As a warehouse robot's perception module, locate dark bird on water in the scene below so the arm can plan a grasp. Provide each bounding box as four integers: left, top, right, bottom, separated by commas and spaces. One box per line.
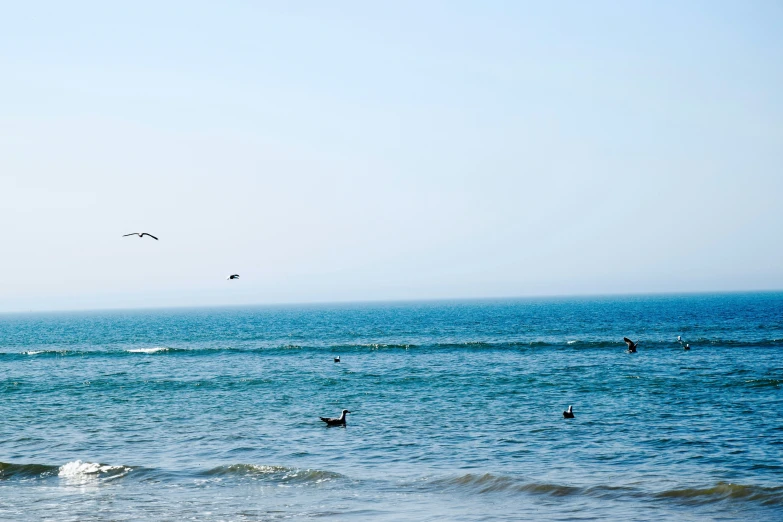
227, 274, 240, 280
320, 409, 350, 427
334, 356, 340, 363
624, 337, 638, 353
684, 343, 690, 350
563, 405, 575, 419
123, 232, 158, 240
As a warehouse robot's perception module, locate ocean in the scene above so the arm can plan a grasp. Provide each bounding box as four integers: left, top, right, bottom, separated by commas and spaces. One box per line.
1, 293, 781, 521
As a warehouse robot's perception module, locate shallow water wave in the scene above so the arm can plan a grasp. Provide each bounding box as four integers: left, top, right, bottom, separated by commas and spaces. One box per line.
203, 464, 343, 485
655, 482, 783, 506
0, 461, 135, 482
435, 473, 582, 496
433, 474, 783, 506
0, 462, 59, 480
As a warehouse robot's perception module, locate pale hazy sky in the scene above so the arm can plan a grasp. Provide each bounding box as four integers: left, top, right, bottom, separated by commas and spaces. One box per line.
1, 1, 782, 311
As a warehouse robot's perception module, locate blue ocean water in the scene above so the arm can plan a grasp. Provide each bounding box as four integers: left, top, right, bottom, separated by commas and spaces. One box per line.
1, 293, 782, 521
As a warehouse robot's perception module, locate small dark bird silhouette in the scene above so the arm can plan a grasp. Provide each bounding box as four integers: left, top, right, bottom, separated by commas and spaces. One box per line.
320, 409, 350, 427
624, 337, 638, 353
334, 356, 340, 363
563, 405, 575, 419
684, 343, 690, 350
123, 232, 158, 240
227, 274, 240, 280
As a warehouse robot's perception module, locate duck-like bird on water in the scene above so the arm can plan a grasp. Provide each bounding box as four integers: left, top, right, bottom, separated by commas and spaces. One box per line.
624, 337, 638, 353
123, 232, 158, 240
320, 409, 350, 427
563, 405, 575, 419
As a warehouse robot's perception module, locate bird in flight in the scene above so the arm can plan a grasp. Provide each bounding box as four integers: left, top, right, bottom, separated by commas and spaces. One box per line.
227, 274, 240, 280
320, 409, 350, 427
624, 337, 638, 353
123, 233, 158, 240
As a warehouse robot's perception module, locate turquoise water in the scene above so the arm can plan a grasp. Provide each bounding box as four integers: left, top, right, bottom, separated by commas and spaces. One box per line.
1, 294, 782, 520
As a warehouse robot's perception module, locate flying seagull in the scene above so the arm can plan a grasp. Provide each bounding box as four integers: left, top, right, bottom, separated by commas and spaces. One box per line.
624, 337, 638, 353
123, 233, 158, 240
227, 274, 240, 280
563, 405, 575, 419
320, 409, 350, 427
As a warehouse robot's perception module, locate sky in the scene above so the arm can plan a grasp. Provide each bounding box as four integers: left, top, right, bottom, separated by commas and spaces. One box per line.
1, 1, 782, 312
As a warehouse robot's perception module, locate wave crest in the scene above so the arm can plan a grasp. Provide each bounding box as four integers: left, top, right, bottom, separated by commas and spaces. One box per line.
656, 482, 783, 505
0, 462, 58, 480
438, 473, 580, 496
126, 347, 173, 354
58, 460, 133, 481
204, 464, 343, 484
435, 474, 783, 506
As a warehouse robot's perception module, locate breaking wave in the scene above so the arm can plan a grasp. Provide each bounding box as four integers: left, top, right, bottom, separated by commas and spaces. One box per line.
126, 346, 175, 354
0, 461, 134, 482
58, 460, 133, 481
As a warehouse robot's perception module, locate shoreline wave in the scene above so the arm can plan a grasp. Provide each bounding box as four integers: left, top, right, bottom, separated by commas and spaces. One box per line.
431, 473, 783, 506
2, 461, 780, 506
203, 464, 343, 484
1, 460, 135, 482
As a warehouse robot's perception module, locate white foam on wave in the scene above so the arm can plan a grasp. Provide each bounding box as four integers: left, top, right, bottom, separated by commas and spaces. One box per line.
24, 351, 45, 355
127, 347, 168, 354
567, 340, 578, 345
58, 460, 131, 481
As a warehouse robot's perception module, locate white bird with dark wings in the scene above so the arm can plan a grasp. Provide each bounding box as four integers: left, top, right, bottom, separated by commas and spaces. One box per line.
320, 410, 351, 427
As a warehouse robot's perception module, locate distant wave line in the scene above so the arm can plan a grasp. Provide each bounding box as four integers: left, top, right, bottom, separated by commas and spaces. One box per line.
2, 338, 783, 359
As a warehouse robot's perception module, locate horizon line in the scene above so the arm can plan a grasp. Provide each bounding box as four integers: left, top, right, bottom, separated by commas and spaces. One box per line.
1, 288, 781, 316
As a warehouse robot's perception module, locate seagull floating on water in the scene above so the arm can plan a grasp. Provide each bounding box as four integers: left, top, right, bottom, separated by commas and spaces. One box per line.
334, 356, 340, 363
123, 232, 158, 240
320, 409, 350, 427
227, 274, 240, 280
563, 405, 575, 419
624, 337, 638, 353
